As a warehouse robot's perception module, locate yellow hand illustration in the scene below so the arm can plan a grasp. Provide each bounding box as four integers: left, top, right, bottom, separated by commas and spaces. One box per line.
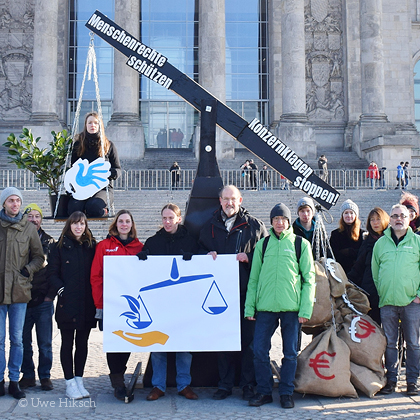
113, 330, 169, 347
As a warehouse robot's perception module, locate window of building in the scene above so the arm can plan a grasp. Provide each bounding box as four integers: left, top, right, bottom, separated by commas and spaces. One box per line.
67, 0, 269, 146
140, 0, 198, 148
226, 0, 268, 125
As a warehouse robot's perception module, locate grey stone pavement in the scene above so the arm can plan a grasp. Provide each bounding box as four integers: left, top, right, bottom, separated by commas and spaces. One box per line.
1, 325, 419, 420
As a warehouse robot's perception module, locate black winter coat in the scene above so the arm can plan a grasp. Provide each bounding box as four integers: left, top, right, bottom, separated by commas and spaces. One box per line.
198, 207, 268, 297
47, 235, 97, 330
71, 139, 121, 203
330, 227, 364, 274
347, 234, 380, 309
143, 225, 198, 256
28, 228, 56, 308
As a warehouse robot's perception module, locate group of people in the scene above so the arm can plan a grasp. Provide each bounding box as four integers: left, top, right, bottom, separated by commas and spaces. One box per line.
240, 159, 259, 190
396, 161, 411, 189
1, 112, 419, 408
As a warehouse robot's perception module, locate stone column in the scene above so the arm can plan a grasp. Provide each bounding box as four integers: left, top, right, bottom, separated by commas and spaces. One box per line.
354, 0, 393, 167
199, 0, 234, 159
276, 0, 315, 159
280, 0, 307, 121
268, 0, 282, 127
359, 0, 388, 121
29, 0, 62, 144
106, 0, 144, 159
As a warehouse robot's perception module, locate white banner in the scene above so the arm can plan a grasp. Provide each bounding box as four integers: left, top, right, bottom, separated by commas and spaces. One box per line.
103, 254, 241, 352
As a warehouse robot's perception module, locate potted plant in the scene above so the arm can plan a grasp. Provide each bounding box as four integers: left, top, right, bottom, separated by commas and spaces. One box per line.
3, 127, 73, 217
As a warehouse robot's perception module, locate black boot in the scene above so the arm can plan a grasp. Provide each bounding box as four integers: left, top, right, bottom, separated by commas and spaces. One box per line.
8, 381, 26, 399
109, 373, 127, 401
0, 380, 5, 397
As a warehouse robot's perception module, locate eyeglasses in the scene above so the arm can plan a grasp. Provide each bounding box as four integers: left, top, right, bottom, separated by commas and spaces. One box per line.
390, 214, 408, 220
221, 197, 239, 203
272, 216, 288, 223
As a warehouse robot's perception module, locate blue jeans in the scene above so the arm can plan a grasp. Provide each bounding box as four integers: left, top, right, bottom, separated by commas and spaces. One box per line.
0, 303, 27, 381
253, 311, 300, 396
151, 352, 192, 392
381, 301, 420, 383
21, 300, 54, 380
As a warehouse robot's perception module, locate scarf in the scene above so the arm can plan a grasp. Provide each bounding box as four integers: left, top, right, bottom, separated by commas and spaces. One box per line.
85, 131, 101, 149
0, 208, 23, 223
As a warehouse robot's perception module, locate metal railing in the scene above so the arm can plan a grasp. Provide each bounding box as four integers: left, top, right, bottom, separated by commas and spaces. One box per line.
0, 168, 416, 191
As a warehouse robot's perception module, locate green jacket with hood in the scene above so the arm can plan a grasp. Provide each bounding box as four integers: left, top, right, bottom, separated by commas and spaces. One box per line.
372, 226, 420, 308
244, 226, 315, 319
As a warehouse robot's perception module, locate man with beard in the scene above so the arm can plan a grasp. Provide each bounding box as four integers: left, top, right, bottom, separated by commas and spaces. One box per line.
198, 185, 268, 401
0, 188, 44, 399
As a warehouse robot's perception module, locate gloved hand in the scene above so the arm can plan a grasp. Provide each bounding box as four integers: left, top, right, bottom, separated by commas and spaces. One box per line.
20, 267, 30, 277
137, 250, 149, 260
182, 251, 193, 261
95, 308, 103, 320
108, 168, 118, 180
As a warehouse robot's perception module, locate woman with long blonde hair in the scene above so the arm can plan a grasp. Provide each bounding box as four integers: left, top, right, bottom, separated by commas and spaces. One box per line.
67, 112, 121, 218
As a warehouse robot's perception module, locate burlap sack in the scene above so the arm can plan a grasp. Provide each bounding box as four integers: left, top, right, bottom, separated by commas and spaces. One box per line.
337, 314, 386, 373
305, 261, 333, 327
294, 326, 357, 397
345, 286, 371, 315
350, 362, 386, 398
333, 287, 370, 319
323, 258, 351, 297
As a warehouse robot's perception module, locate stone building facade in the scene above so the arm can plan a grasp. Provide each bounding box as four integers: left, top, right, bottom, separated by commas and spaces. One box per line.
1, 0, 420, 169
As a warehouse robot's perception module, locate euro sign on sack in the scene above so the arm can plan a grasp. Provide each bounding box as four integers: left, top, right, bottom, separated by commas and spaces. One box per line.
337, 314, 386, 374
64, 157, 111, 200
294, 326, 357, 398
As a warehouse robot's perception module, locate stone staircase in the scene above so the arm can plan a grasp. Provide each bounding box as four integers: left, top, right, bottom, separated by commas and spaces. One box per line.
120, 148, 369, 171
20, 188, 405, 242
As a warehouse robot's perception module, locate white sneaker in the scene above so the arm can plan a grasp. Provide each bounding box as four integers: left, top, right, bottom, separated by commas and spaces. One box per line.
74, 376, 90, 398
66, 378, 83, 399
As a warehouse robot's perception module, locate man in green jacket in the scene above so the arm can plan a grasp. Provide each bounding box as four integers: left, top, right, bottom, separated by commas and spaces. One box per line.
0, 187, 44, 400
372, 203, 420, 396
245, 203, 315, 409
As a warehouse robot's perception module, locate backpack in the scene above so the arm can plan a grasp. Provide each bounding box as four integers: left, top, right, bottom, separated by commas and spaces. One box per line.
261, 234, 303, 277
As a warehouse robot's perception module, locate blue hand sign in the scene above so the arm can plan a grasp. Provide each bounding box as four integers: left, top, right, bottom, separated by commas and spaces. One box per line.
64, 157, 111, 200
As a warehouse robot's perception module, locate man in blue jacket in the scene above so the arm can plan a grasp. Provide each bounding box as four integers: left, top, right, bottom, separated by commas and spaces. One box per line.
245, 203, 315, 409
372, 203, 420, 396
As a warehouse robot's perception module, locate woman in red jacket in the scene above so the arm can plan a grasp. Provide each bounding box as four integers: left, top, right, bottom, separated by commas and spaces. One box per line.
90, 209, 143, 401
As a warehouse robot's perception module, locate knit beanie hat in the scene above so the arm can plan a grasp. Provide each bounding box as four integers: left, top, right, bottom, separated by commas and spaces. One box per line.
297, 197, 315, 215
1, 187, 23, 207
340, 199, 359, 218
270, 203, 291, 224
400, 192, 419, 215
24, 203, 43, 218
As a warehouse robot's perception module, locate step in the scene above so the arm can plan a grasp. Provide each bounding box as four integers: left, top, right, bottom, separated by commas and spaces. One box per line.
19, 188, 406, 243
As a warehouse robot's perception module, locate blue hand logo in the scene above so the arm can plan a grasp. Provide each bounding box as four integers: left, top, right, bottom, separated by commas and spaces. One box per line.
76, 161, 109, 188
64, 157, 111, 200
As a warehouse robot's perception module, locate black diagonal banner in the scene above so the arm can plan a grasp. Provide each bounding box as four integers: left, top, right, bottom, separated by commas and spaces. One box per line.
86, 10, 340, 209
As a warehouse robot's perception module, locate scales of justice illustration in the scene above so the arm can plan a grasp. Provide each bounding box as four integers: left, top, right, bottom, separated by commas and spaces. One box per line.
119, 258, 229, 331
